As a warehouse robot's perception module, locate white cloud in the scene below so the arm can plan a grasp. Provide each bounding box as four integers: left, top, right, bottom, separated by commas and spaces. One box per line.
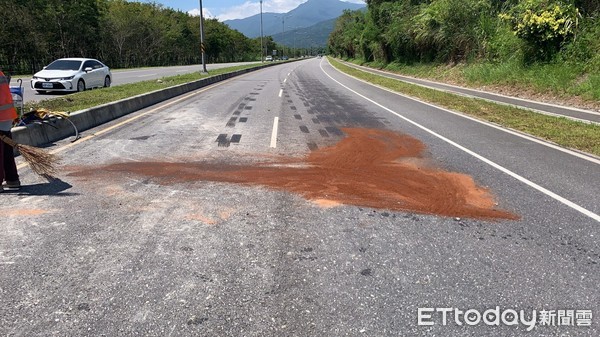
188, 7, 214, 18
216, 1, 262, 21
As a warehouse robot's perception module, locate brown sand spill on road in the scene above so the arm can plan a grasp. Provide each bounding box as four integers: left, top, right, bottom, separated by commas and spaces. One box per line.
69, 128, 518, 220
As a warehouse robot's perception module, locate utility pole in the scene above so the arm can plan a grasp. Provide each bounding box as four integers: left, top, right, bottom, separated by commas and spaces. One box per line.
280, 14, 292, 59
199, 0, 208, 73
293, 28, 297, 58
260, 1, 264, 62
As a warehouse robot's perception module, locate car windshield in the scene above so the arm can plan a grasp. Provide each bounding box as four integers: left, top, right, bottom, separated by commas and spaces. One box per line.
45, 60, 82, 71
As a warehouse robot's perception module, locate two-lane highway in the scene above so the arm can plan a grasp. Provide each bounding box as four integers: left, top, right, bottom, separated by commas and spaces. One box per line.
0, 58, 598, 336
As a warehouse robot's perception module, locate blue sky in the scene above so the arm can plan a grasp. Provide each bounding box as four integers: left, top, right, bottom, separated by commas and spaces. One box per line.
143, 0, 365, 21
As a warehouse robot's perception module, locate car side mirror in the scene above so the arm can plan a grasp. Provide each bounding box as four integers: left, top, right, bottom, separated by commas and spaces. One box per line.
84, 67, 93, 72
43, 66, 47, 69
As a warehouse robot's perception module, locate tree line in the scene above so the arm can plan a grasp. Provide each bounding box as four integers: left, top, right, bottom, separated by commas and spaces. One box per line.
328, 0, 600, 68
0, 0, 280, 74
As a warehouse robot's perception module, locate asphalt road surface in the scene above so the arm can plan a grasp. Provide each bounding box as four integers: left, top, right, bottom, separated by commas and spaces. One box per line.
12, 62, 259, 104
1, 58, 598, 336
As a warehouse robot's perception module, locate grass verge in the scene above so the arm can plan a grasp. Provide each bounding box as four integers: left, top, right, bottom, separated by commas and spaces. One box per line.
352, 58, 600, 103
329, 57, 600, 157
26, 64, 260, 112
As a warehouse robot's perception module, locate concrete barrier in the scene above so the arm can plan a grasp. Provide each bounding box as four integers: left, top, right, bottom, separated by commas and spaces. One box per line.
12, 61, 295, 147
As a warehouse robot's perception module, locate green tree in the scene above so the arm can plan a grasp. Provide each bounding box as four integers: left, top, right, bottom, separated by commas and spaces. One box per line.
328, 10, 366, 59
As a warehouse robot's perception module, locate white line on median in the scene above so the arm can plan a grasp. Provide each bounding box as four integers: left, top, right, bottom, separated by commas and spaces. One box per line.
320, 58, 600, 223
270, 117, 279, 148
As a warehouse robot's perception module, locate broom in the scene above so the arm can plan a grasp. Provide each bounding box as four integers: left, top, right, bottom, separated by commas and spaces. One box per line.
0, 134, 58, 179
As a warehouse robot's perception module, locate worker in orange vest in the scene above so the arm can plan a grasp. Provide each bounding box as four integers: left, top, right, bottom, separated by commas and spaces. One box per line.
0, 69, 20, 191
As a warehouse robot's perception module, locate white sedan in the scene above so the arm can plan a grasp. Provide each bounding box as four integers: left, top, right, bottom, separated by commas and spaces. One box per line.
31, 58, 112, 94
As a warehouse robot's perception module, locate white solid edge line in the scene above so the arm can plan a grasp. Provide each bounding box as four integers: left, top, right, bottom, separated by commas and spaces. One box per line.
279, 89, 283, 98
320, 58, 600, 222
447, 91, 600, 126
270, 117, 279, 148
331, 60, 600, 165
347, 61, 600, 117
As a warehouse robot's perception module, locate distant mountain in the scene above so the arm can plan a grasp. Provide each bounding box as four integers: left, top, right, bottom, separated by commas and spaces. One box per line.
224, 0, 365, 39
271, 18, 337, 48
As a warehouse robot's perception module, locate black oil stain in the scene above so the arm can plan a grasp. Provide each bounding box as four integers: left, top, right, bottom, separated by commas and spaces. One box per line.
130, 135, 153, 141
187, 316, 208, 326
216, 134, 230, 147
77, 303, 91, 311
325, 126, 344, 136
226, 117, 237, 127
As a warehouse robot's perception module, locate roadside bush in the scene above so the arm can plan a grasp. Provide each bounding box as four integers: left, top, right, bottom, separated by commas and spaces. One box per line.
500, 0, 579, 61
412, 0, 492, 62
485, 22, 525, 62
560, 17, 600, 72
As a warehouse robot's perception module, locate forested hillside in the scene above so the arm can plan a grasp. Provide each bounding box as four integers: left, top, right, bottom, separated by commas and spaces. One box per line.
0, 0, 275, 74
329, 0, 599, 70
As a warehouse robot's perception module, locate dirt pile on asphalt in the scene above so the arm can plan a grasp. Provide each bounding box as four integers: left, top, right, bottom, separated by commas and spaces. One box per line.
69, 128, 518, 220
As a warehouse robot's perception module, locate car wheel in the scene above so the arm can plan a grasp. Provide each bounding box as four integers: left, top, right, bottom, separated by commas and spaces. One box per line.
103, 76, 111, 88
77, 79, 86, 92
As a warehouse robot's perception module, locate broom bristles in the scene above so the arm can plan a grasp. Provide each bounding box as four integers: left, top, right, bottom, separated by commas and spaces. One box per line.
0, 134, 58, 180
15, 144, 58, 179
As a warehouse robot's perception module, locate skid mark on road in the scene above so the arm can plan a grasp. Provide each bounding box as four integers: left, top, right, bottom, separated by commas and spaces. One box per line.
68, 128, 518, 220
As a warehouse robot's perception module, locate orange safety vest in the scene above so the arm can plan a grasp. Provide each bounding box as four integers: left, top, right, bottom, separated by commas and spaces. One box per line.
0, 71, 17, 121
